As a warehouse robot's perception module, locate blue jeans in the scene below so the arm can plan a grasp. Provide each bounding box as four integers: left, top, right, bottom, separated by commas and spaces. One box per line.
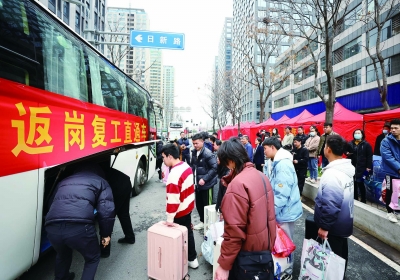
308, 157, 318, 180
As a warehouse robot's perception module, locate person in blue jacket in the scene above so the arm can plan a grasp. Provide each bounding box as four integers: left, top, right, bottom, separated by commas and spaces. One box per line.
380, 118, 400, 223
241, 135, 253, 161
253, 137, 264, 172
178, 131, 191, 164
262, 137, 302, 280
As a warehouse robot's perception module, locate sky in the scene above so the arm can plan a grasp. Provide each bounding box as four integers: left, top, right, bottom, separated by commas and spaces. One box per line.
109, 0, 233, 128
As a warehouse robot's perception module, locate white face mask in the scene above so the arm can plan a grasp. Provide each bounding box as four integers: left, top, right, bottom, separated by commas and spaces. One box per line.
310, 132, 316, 136
354, 134, 362, 140
383, 129, 388, 134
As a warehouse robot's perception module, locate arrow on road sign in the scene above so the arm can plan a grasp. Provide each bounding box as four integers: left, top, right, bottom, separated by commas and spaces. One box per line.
135, 34, 143, 43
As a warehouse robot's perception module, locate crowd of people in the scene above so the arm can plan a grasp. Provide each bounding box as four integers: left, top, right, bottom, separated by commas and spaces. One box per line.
44, 118, 400, 280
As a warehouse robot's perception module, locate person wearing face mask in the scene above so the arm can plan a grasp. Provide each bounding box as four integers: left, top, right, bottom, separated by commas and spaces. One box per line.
374, 122, 391, 156
305, 125, 321, 184
346, 129, 373, 203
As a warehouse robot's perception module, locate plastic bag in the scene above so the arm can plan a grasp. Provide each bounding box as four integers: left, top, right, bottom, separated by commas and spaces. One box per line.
201, 228, 214, 265
272, 225, 296, 258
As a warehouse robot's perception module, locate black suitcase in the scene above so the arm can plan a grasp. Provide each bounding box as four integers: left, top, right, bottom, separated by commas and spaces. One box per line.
305, 214, 319, 240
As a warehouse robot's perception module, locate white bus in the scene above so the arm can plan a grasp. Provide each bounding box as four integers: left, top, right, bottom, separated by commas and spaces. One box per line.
167, 121, 184, 141
0, 0, 162, 278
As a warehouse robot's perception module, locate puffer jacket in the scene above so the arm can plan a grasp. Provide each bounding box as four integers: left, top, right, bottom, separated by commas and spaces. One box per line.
263, 148, 303, 223
304, 134, 320, 158
314, 159, 355, 237
191, 146, 218, 191
218, 163, 276, 271
45, 164, 115, 237
347, 140, 373, 179
380, 134, 400, 177
156, 141, 163, 161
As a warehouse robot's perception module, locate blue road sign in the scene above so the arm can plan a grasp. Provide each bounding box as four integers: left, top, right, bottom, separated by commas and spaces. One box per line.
130, 30, 185, 50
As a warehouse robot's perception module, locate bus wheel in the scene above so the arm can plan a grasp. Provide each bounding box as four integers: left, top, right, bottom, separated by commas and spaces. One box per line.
132, 161, 146, 196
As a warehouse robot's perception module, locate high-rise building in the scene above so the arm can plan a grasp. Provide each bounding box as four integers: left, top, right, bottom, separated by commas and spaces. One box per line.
105, 7, 150, 88
38, 0, 106, 53
163, 66, 175, 130
232, 0, 301, 123
149, 49, 163, 128
271, 0, 400, 118
216, 18, 233, 124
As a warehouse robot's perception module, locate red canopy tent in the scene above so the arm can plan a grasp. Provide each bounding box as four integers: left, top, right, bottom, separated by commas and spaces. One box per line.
250, 118, 276, 141
363, 107, 400, 151
276, 110, 315, 136
273, 115, 290, 137
302, 102, 363, 141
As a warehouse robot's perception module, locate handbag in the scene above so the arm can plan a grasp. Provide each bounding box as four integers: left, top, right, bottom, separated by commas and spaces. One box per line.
232, 172, 274, 280
273, 225, 296, 258
299, 238, 345, 280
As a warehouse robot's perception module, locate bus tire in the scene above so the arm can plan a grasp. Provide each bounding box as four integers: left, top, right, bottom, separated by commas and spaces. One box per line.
132, 161, 146, 196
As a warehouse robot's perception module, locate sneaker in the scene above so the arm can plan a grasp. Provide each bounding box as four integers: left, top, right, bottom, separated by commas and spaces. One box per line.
281, 273, 293, 280
188, 258, 199, 269
306, 178, 311, 182
387, 213, 398, 223
156, 179, 163, 183
193, 222, 204, 230
310, 179, 316, 184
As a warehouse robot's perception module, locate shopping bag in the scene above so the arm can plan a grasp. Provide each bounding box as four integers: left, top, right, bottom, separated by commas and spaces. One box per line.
364, 177, 383, 204
272, 225, 296, 258
299, 238, 345, 280
201, 228, 214, 265
389, 178, 400, 210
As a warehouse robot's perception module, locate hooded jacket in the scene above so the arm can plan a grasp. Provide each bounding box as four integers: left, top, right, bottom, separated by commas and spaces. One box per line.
218, 163, 276, 271
46, 164, 115, 237
380, 134, 400, 177
191, 146, 218, 191
263, 148, 303, 223
314, 159, 355, 237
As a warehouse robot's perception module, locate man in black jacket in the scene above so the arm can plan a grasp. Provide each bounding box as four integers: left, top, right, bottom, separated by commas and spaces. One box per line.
45, 163, 115, 280
296, 126, 309, 145
292, 136, 309, 196
100, 168, 135, 258
155, 136, 164, 183
191, 133, 218, 230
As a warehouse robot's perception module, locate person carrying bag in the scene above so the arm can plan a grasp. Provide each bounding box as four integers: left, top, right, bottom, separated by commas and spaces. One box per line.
214, 138, 276, 280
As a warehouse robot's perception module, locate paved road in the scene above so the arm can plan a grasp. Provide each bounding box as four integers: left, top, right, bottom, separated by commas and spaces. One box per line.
20, 174, 400, 280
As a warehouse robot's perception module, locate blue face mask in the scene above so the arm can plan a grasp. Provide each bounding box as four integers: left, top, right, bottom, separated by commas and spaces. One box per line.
309, 132, 316, 136
383, 130, 388, 134
354, 134, 362, 140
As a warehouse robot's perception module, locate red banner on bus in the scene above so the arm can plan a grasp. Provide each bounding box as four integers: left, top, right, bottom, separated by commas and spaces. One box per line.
0, 79, 149, 177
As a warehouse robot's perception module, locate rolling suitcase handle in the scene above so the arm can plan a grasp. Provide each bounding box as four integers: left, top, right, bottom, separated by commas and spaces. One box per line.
158, 247, 162, 268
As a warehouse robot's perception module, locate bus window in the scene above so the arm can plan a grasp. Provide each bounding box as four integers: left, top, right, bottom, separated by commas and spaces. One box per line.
127, 81, 148, 118
0, 0, 42, 88
35, 9, 88, 102
98, 59, 127, 112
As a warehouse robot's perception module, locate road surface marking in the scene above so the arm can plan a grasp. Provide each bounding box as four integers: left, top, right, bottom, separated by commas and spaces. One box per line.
302, 203, 400, 273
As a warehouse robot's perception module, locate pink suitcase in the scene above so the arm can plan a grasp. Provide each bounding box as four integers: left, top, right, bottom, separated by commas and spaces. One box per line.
147, 221, 188, 280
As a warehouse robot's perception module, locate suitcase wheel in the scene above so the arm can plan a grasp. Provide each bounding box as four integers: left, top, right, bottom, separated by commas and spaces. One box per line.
183, 274, 190, 280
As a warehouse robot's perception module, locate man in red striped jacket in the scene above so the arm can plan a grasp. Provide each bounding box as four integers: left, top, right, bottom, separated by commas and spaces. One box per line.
161, 143, 199, 269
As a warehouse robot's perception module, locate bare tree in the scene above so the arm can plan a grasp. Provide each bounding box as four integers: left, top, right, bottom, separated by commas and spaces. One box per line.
106, 18, 131, 67
233, 17, 293, 123
280, 0, 350, 123
222, 70, 245, 133
202, 85, 220, 132
362, 0, 399, 110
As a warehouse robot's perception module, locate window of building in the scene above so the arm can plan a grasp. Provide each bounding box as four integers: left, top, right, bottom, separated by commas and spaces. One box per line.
320, 58, 326, 71
340, 69, 361, 90
48, 0, 56, 13
294, 87, 317, 103
366, 59, 390, 83
393, 14, 400, 35
392, 54, 400, 75
274, 96, 290, 108
321, 82, 328, 95
343, 4, 362, 31
343, 37, 361, 60
63, 1, 70, 24
294, 71, 302, 83
75, 11, 80, 32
